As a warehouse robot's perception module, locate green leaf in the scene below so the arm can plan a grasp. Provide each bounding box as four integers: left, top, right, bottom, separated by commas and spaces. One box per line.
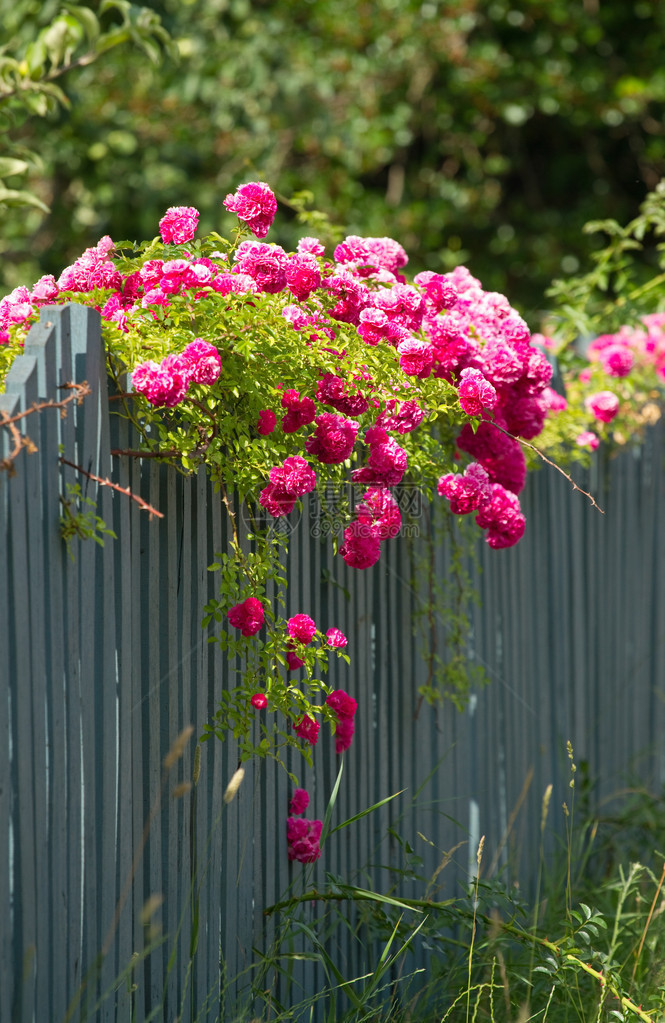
0, 186, 50, 212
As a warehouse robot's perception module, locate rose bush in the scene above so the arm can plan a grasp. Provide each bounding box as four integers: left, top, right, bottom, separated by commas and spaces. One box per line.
0, 179, 600, 771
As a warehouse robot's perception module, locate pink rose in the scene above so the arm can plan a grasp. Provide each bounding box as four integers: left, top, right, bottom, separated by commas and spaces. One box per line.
289, 788, 309, 815
585, 391, 619, 423
224, 182, 277, 238
287, 614, 317, 645
227, 597, 265, 636
294, 716, 320, 745
159, 206, 199, 245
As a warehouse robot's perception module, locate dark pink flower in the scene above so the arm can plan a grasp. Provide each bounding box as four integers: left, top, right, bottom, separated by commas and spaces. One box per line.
585, 391, 619, 423
257, 409, 277, 435
260, 456, 317, 518
305, 413, 359, 464
414, 271, 458, 312
289, 788, 309, 815
376, 399, 425, 434
287, 816, 322, 862
181, 339, 221, 385
325, 628, 348, 648
224, 181, 277, 238
338, 518, 382, 570
281, 389, 317, 433
326, 690, 357, 719
356, 487, 401, 540
158, 205, 199, 244
397, 337, 435, 377
316, 373, 368, 416
234, 241, 287, 293
599, 343, 634, 378
456, 419, 526, 495
458, 367, 498, 417
285, 643, 306, 671
294, 715, 320, 745
285, 252, 322, 301
334, 716, 355, 753
132, 358, 189, 408
227, 597, 265, 636
251, 693, 267, 709
287, 614, 317, 645
438, 462, 491, 515
475, 483, 526, 549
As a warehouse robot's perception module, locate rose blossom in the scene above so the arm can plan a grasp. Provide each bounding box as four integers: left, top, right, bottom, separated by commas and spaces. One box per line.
585, 391, 619, 423
257, 409, 277, 435
305, 413, 359, 464
181, 339, 221, 385
287, 614, 317, 645
251, 693, 267, 709
289, 788, 309, 815
325, 628, 348, 648
438, 462, 491, 515
227, 597, 265, 636
281, 389, 317, 433
158, 206, 199, 245
132, 358, 189, 408
294, 715, 320, 745
223, 181, 277, 238
458, 367, 499, 417
576, 431, 600, 450
287, 816, 322, 862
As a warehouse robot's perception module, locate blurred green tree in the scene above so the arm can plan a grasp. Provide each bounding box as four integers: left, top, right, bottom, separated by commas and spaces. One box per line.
2, 0, 664, 317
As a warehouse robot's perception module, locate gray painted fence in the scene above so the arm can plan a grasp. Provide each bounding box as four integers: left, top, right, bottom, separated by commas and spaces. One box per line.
1, 305, 664, 1022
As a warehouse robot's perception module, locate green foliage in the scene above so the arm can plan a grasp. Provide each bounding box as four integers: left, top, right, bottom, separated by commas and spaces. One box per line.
3, 0, 665, 309
59, 479, 116, 554
413, 505, 488, 711
0, 0, 175, 219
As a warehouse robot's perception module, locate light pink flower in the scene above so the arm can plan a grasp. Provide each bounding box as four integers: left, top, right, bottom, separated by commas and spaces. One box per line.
325, 628, 348, 648
576, 431, 600, 450
585, 390, 619, 423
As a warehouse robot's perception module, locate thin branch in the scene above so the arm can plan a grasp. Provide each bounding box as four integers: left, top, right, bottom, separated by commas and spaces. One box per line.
59, 457, 163, 519
0, 382, 91, 473
490, 420, 605, 515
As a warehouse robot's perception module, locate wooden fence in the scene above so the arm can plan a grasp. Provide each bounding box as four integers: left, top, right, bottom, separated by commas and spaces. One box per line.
1, 304, 664, 1022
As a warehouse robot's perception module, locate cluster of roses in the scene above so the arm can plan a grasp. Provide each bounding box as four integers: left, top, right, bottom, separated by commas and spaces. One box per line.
226, 599, 356, 743
227, 599, 356, 864
1, 180, 570, 560
532, 313, 665, 451
285, 690, 358, 865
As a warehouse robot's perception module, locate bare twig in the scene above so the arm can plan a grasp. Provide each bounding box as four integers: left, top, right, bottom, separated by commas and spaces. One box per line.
490, 420, 605, 515
0, 382, 91, 473
59, 457, 163, 519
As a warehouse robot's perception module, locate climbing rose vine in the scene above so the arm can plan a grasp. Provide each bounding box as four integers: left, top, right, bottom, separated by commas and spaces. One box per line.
1, 179, 573, 776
